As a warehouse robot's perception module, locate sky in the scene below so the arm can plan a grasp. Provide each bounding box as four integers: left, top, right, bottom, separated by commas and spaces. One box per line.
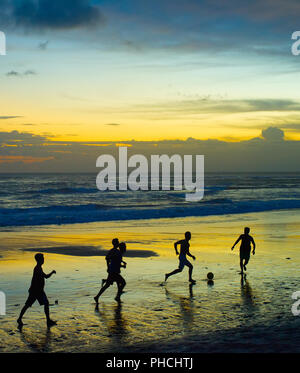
0, 0, 300, 171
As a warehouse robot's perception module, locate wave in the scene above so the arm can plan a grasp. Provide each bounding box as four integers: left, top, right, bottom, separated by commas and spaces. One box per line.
26, 187, 98, 195
0, 199, 300, 227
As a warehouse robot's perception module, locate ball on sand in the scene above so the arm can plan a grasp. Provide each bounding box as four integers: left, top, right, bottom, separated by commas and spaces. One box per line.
207, 272, 214, 280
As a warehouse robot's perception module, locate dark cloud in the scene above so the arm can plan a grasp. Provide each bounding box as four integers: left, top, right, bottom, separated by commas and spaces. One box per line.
0, 127, 299, 172
10, 0, 105, 30
5, 70, 20, 77
0, 130, 46, 145
5, 70, 37, 77
0, 0, 296, 61
262, 126, 285, 141
0, 116, 22, 119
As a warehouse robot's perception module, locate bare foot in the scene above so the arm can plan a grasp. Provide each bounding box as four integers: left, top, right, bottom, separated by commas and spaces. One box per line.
17, 318, 24, 329
47, 319, 57, 328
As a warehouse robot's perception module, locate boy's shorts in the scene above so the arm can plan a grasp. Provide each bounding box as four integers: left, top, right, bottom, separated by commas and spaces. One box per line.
106, 272, 125, 285
178, 255, 192, 271
25, 291, 49, 307
240, 248, 251, 261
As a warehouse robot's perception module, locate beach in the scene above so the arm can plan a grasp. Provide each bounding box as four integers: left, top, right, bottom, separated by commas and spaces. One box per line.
0, 209, 299, 353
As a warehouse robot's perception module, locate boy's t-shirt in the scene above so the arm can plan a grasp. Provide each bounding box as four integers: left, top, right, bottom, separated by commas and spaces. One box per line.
239, 234, 253, 252
178, 239, 190, 258
29, 265, 45, 293
106, 248, 122, 274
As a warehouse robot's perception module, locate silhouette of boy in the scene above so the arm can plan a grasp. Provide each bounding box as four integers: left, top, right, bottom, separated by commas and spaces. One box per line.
17, 253, 56, 328
231, 227, 256, 274
165, 231, 196, 283
94, 239, 127, 303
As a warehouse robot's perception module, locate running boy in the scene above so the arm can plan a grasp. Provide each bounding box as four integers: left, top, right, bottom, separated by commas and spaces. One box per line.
231, 227, 256, 274
94, 241, 127, 303
17, 253, 56, 328
165, 231, 196, 284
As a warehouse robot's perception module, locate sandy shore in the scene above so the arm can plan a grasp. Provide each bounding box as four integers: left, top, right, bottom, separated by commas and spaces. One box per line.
0, 209, 299, 352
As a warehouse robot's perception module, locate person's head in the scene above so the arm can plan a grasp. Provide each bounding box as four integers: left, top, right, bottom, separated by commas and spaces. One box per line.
119, 242, 126, 254
35, 253, 44, 265
112, 238, 119, 248
185, 231, 191, 241
244, 227, 250, 235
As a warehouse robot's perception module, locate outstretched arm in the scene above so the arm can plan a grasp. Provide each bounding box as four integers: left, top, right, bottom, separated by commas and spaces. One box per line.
44, 270, 56, 279
231, 235, 242, 250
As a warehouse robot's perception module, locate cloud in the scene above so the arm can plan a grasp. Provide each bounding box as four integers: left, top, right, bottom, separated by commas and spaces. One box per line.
10, 0, 105, 30
261, 126, 285, 141
38, 40, 49, 50
109, 98, 300, 119
0, 155, 54, 164
0, 116, 22, 119
0, 130, 46, 145
279, 123, 300, 131
5, 70, 37, 77
0, 127, 299, 172
5, 70, 20, 77
104, 123, 121, 126
24, 69, 36, 75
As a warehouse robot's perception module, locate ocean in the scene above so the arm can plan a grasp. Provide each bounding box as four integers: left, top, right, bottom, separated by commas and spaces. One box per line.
0, 172, 300, 227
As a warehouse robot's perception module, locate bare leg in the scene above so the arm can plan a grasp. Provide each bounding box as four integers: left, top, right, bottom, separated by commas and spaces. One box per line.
165, 268, 182, 281
240, 258, 244, 274
17, 305, 29, 326
243, 257, 249, 272
94, 282, 111, 303
188, 264, 195, 283
115, 277, 126, 301
45, 304, 56, 327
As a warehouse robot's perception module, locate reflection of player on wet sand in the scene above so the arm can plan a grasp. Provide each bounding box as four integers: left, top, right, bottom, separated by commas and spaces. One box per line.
240, 276, 256, 314
95, 302, 128, 344
231, 227, 256, 275
94, 240, 127, 303
165, 284, 195, 333
165, 232, 196, 284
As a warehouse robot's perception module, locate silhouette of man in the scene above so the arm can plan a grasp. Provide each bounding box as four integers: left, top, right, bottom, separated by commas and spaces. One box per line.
231, 227, 256, 274
94, 239, 127, 303
17, 253, 56, 328
165, 231, 196, 283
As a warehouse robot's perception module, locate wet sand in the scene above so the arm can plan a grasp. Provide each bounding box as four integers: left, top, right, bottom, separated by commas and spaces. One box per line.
0, 209, 299, 353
